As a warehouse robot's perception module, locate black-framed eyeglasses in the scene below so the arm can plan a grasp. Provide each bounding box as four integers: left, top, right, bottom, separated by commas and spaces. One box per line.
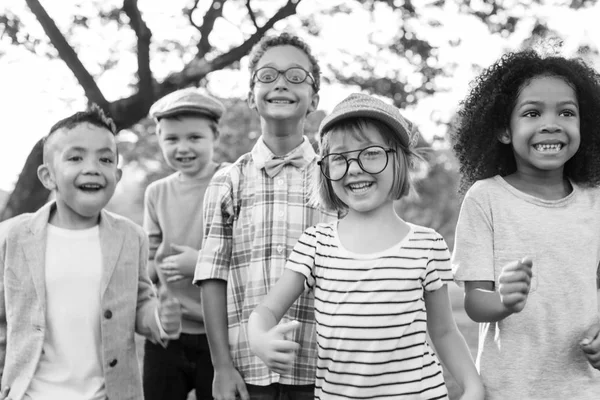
253, 67, 317, 90
317, 145, 396, 181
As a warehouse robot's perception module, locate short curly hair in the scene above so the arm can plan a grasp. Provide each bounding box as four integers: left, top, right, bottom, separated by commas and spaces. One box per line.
452, 50, 600, 193
247, 32, 321, 93
43, 104, 118, 163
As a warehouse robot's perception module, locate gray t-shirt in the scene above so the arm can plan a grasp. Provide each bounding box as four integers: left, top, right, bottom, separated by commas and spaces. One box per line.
453, 175, 600, 399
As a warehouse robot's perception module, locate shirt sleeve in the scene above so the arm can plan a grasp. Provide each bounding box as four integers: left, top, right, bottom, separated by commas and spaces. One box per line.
451, 188, 496, 285
285, 225, 318, 292
143, 183, 161, 261
423, 231, 453, 292
193, 171, 235, 284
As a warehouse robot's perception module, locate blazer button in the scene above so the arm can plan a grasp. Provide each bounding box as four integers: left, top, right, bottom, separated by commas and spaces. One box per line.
104, 310, 112, 319
109, 359, 118, 367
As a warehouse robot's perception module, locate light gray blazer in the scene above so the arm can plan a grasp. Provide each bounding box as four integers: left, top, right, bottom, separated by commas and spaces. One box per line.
0, 202, 162, 400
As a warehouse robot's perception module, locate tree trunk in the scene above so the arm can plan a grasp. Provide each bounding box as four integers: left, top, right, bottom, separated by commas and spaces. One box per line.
0, 139, 49, 222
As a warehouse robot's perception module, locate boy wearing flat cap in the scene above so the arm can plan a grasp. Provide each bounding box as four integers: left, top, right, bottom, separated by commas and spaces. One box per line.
142, 88, 229, 400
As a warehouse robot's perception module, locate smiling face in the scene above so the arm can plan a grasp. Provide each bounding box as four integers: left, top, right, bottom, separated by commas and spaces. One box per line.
503, 75, 580, 178
248, 45, 319, 126
157, 115, 217, 180
326, 123, 398, 217
38, 123, 121, 228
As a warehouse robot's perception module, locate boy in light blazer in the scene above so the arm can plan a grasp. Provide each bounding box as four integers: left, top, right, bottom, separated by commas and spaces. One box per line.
0, 105, 182, 400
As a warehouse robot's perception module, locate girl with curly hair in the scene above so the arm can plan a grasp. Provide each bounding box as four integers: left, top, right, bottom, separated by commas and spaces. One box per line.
451, 49, 600, 399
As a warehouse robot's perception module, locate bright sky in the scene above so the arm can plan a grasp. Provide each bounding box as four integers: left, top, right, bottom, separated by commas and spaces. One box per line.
0, 0, 598, 192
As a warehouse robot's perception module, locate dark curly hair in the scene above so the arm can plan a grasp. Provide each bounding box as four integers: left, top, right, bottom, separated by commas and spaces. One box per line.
452, 50, 600, 193
247, 32, 321, 93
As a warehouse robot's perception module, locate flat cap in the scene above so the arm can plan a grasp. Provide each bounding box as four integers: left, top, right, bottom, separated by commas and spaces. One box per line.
318, 93, 419, 148
149, 87, 225, 122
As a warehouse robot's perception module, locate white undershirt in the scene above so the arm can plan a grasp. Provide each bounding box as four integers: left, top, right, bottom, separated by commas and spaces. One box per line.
25, 224, 106, 400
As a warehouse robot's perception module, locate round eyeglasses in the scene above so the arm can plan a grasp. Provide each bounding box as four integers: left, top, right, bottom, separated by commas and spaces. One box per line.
253, 67, 317, 90
318, 145, 396, 181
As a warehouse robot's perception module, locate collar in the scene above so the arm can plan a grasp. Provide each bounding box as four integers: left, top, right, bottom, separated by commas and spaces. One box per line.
252, 135, 316, 171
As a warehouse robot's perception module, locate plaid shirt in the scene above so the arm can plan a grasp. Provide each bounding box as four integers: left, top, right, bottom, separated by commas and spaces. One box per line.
194, 136, 337, 385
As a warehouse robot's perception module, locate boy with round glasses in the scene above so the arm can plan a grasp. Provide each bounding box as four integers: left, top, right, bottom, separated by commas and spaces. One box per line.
252, 66, 318, 91
193, 33, 336, 400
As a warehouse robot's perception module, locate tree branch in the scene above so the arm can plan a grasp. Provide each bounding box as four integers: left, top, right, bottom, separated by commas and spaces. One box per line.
196, 0, 227, 58
122, 0, 153, 108
175, 0, 302, 87
0, 139, 49, 222
108, 0, 302, 129
246, 0, 259, 29
24, 0, 109, 110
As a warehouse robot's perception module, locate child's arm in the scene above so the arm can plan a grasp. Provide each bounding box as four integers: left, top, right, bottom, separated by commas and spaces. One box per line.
196, 172, 248, 400
464, 257, 533, 322
159, 244, 198, 282
143, 185, 162, 284
248, 269, 305, 374
134, 228, 182, 342
579, 284, 600, 370
580, 321, 600, 370
201, 279, 249, 400
425, 285, 484, 399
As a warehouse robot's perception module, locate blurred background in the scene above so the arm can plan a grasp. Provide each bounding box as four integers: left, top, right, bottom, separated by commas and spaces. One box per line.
1, 1, 598, 398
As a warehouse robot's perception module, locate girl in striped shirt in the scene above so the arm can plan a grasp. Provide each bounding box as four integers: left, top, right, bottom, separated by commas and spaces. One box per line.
248, 93, 483, 399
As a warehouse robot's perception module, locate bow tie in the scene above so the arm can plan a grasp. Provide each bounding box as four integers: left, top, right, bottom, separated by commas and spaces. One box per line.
263, 153, 305, 177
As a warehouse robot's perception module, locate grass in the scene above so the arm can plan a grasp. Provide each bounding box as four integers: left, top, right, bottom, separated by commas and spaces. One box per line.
137, 283, 478, 400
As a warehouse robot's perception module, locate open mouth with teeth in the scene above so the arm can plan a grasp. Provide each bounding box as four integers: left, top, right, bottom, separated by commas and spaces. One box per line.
176, 157, 196, 163
347, 182, 373, 193
78, 183, 104, 192
533, 143, 564, 153
267, 99, 294, 104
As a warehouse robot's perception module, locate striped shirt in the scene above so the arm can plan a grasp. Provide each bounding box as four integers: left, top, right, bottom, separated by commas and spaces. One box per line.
286, 222, 453, 399
193, 136, 337, 385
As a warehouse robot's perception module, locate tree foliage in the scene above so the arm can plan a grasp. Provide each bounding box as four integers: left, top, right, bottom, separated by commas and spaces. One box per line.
0, 0, 596, 222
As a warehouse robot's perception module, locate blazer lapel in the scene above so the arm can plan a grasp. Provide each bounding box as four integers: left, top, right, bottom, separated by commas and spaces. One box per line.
99, 210, 124, 296
22, 202, 55, 307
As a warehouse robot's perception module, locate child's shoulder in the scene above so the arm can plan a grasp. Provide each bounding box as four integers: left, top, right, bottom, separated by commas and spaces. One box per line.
145, 172, 179, 195
465, 176, 504, 196
312, 220, 336, 231
230, 152, 254, 171
101, 209, 146, 239
0, 212, 35, 242
209, 154, 253, 185
406, 222, 445, 241
303, 221, 337, 239
459, 176, 509, 209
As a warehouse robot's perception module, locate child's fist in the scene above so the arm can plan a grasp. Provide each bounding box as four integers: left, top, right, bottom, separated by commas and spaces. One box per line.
158, 288, 182, 336
498, 257, 533, 313
252, 320, 301, 375
580, 323, 600, 370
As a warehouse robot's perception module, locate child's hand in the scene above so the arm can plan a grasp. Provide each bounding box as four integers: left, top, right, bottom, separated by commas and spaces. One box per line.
0, 386, 9, 400
160, 244, 198, 282
580, 322, 600, 370
158, 287, 182, 336
251, 320, 301, 375
498, 257, 533, 313
213, 365, 250, 400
